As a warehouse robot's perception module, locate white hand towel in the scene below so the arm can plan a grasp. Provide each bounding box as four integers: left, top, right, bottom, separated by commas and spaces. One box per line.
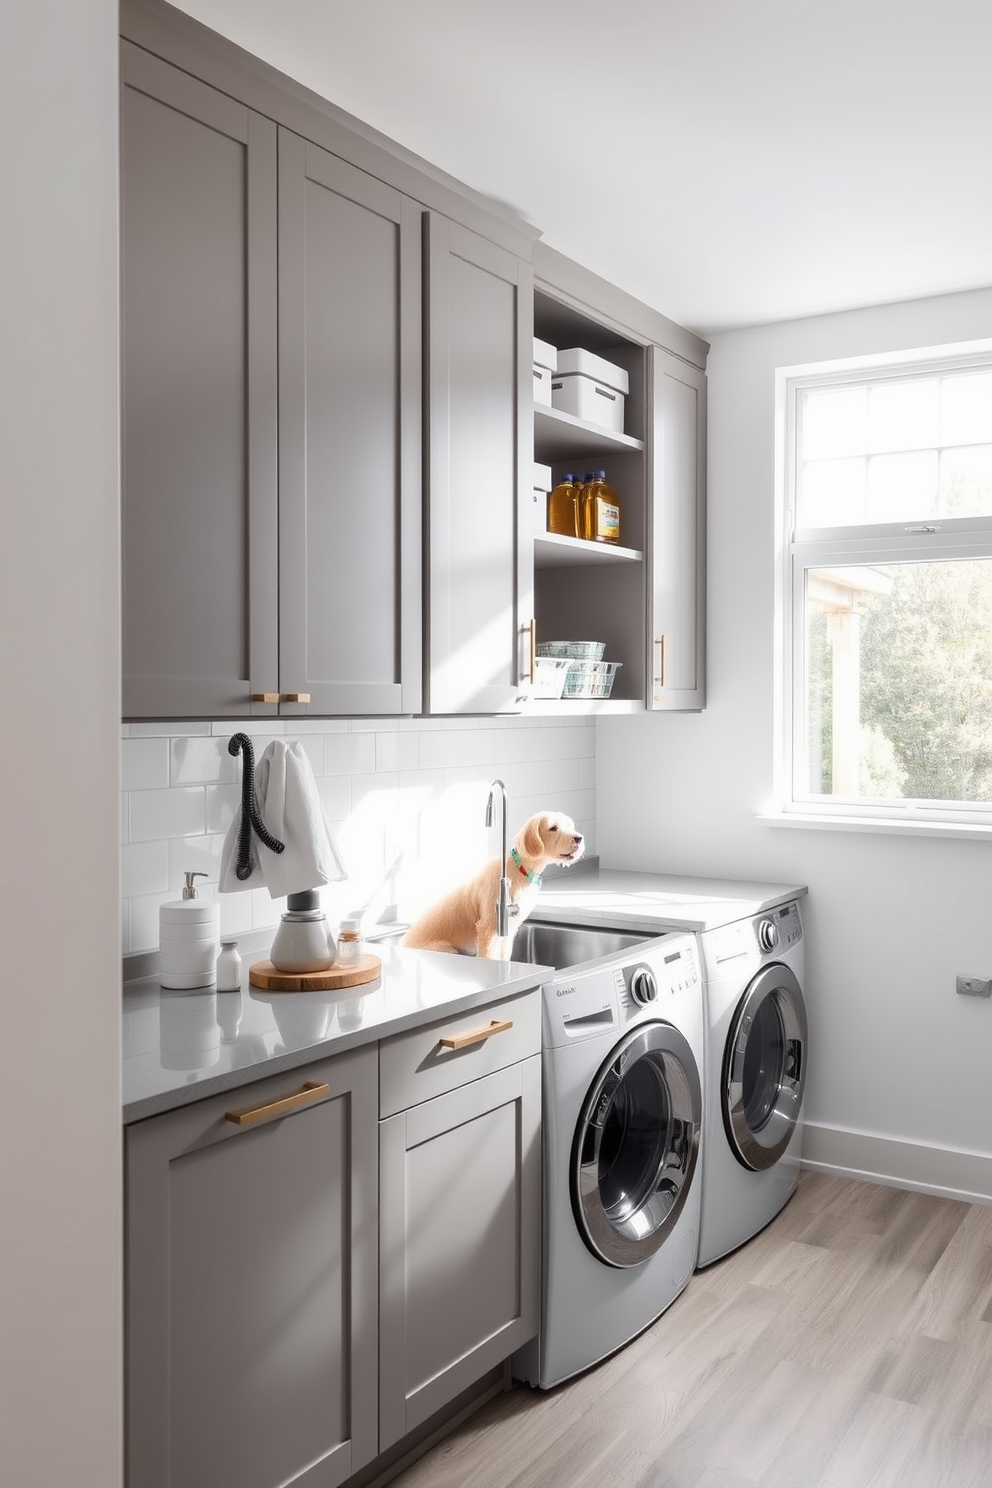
253, 740, 347, 899
219, 739, 346, 898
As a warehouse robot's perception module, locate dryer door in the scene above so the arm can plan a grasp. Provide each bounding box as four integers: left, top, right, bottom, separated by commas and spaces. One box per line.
723, 962, 806, 1171
571, 1021, 701, 1269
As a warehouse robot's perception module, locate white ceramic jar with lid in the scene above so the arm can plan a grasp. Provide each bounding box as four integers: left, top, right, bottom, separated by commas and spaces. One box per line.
159, 871, 220, 989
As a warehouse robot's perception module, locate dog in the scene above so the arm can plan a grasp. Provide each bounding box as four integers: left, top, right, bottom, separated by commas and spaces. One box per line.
403, 812, 584, 959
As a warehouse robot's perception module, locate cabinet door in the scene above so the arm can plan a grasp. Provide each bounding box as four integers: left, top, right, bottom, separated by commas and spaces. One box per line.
277, 133, 422, 716
425, 215, 534, 714
126, 1049, 378, 1488
378, 1055, 541, 1449
120, 43, 279, 719
648, 345, 707, 710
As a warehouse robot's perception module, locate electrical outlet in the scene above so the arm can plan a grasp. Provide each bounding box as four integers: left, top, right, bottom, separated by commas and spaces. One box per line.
956, 974, 992, 998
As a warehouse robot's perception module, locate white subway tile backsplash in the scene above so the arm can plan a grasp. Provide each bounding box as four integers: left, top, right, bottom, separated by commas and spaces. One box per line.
324, 731, 376, 776
121, 716, 596, 954
170, 735, 238, 787
122, 736, 169, 791
130, 786, 206, 843
121, 839, 169, 898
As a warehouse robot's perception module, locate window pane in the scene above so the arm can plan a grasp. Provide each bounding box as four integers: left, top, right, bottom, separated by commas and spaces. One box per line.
867, 378, 938, 452
939, 444, 992, 517
799, 456, 866, 526
800, 387, 866, 460
940, 371, 992, 447
865, 450, 938, 522
803, 560, 992, 803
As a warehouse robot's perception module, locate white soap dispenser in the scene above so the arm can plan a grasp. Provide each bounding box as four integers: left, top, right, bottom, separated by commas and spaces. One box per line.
159, 871, 220, 990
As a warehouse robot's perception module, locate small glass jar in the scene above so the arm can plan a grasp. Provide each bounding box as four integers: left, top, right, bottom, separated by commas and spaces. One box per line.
215, 937, 243, 991
335, 919, 364, 966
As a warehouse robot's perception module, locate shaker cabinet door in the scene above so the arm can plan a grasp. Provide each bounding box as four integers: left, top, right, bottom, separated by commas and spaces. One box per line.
648, 345, 707, 710
276, 133, 423, 716
125, 1047, 378, 1488
120, 43, 279, 719
378, 1054, 541, 1449
424, 215, 534, 714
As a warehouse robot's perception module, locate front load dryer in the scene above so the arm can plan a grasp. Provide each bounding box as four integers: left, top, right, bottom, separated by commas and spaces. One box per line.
513, 932, 704, 1390
696, 899, 807, 1267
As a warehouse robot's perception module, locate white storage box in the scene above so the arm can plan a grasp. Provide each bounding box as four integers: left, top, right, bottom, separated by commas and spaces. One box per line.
531, 462, 553, 531
532, 336, 557, 407
533, 337, 558, 372
551, 371, 625, 432
555, 347, 628, 394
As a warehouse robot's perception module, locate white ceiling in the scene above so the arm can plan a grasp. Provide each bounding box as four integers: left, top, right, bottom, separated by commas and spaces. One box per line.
172, 0, 992, 339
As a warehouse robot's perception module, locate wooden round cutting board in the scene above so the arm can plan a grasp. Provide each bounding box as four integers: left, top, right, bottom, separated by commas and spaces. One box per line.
248, 954, 382, 992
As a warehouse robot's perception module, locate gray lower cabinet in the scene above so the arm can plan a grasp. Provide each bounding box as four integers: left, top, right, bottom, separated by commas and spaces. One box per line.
125, 1048, 378, 1488
377, 994, 541, 1448
424, 215, 534, 714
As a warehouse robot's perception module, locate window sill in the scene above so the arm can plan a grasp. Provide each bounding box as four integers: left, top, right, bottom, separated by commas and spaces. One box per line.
758, 810, 992, 842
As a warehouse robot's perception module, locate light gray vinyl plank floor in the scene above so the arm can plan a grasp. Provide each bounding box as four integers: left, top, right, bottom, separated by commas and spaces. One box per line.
390, 1170, 992, 1488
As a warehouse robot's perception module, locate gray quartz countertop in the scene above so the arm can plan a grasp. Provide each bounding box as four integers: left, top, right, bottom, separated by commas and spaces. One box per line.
530, 867, 808, 934
123, 941, 549, 1124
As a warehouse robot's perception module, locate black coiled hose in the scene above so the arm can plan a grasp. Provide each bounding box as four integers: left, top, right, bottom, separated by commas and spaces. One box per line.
228, 733, 285, 879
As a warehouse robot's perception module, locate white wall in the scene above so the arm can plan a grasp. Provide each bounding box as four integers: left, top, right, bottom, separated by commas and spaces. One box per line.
598, 286, 992, 1203
0, 3, 122, 1486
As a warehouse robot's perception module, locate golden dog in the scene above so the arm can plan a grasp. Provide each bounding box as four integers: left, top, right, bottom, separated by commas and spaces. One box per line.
403, 812, 585, 959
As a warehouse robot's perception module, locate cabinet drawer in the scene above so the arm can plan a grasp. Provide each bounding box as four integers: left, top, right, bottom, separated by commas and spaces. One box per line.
379, 987, 540, 1118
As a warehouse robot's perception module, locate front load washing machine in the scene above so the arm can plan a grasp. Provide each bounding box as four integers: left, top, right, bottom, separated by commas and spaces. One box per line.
513, 931, 704, 1390
695, 899, 807, 1266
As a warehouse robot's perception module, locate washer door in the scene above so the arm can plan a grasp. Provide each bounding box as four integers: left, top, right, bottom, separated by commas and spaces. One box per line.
571, 1021, 701, 1269
723, 963, 807, 1171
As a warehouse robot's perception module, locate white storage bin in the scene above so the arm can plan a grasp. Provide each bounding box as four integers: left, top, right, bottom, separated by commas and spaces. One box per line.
551, 372, 625, 433
531, 462, 553, 531
533, 336, 558, 407
533, 337, 557, 372
533, 364, 553, 407
555, 347, 629, 395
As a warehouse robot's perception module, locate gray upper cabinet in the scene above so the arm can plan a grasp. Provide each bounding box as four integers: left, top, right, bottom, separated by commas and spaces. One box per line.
276, 133, 422, 716
125, 1048, 379, 1488
121, 43, 279, 719
424, 216, 534, 714
648, 347, 707, 710
121, 44, 422, 720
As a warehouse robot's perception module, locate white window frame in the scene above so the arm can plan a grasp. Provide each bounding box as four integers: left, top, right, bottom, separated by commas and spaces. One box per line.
774, 338, 992, 836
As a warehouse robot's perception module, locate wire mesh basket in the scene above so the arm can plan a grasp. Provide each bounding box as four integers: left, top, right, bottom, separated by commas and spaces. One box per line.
536, 640, 606, 662
561, 661, 622, 699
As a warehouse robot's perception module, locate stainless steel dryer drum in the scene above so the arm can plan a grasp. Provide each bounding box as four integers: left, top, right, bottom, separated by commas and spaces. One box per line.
513, 931, 705, 1390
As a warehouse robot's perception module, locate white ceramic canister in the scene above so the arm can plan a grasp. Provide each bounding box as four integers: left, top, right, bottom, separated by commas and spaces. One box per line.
159, 871, 220, 989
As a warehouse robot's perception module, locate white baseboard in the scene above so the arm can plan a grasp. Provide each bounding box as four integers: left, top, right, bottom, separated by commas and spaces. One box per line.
802, 1121, 992, 1206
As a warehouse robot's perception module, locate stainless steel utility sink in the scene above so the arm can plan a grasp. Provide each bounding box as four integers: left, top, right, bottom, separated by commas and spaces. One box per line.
509, 920, 656, 971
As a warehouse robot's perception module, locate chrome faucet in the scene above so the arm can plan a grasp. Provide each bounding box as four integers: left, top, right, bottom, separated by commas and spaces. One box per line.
486, 778, 511, 941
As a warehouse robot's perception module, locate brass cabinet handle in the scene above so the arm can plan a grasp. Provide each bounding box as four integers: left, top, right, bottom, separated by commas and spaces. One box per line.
654, 636, 666, 687
225, 1080, 329, 1127
281, 692, 311, 704
526, 619, 537, 684
438, 1018, 514, 1051
251, 692, 279, 703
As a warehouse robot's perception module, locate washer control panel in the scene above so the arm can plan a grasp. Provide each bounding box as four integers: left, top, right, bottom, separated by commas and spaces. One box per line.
755, 900, 803, 955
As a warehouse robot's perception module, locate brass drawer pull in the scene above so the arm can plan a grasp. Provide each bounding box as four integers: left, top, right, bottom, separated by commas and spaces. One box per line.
281, 692, 311, 704
439, 1018, 513, 1051
251, 692, 279, 703
225, 1080, 329, 1127
525, 619, 536, 684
